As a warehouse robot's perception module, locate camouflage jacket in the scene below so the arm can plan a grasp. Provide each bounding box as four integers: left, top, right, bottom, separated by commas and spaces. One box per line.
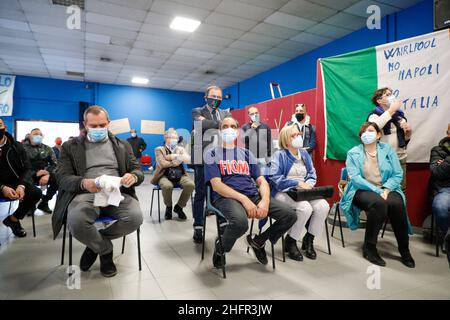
23, 143, 57, 173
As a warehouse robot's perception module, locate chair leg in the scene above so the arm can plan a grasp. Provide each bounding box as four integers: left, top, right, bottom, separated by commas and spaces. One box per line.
331, 202, 338, 237
150, 189, 154, 217
201, 209, 207, 260
247, 219, 254, 253
269, 218, 275, 270
281, 235, 286, 262
137, 228, 142, 271
215, 214, 226, 279
337, 205, 345, 248
430, 212, 434, 244
381, 219, 388, 238
121, 236, 126, 254
157, 190, 161, 223
31, 211, 36, 237
69, 232, 73, 267
325, 219, 331, 255
434, 214, 440, 257
61, 220, 67, 265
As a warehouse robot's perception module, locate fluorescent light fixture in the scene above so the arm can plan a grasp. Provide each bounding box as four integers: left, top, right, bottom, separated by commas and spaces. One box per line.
132, 77, 149, 85
169, 16, 201, 32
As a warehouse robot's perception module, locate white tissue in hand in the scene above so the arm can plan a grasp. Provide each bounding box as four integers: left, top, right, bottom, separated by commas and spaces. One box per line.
94, 175, 124, 207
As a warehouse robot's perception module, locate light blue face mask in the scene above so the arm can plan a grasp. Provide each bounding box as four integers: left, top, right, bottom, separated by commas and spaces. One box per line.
221, 128, 238, 144
169, 138, 178, 148
250, 114, 260, 123
361, 131, 377, 145
88, 127, 108, 142
32, 135, 43, 145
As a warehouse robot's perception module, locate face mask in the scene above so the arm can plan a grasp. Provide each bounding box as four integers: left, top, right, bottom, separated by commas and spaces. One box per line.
250, 114, 260, 123
55, 139, 62, 146
131, 133, 137, 138
221, 128, 238, 144
206, 97, 221, 110
386, 95, 396, 106
0, 128, 5, 139
291, 135, 304, 149
32, 135, 43, 145
295, 113, 305, 122
361, 131, 377, 145
87, 127, 108, 142
169, 138, 178, 148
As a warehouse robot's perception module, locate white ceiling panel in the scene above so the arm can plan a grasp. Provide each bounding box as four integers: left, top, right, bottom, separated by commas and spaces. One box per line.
239, 32, 284, 47
0, 0, 22, 10
170, 0, 221, 10
251, 22, 299, 39
188, 32, 235, 47
139, 24, 189, 40
100, 0, 154, 11
0, 35, 35, 46
150, 0, 211, 20
265, 47, 301, 59
279, 0, 337, 22
221, 47, 260, 59
215, 1, 273, 21
174, 48, 216, 59
0, 11, 28, 23
238, 0, 290, 10
344, 0, 400, 18
86, 0, 148, 21
229, 40, 272, 54
205, 13, 258, 31
30, 24, 84, 39
0, 28, 33, 40
307, 23, 353, 39
86, 12, 142, 31
323, 12, 367, 31
253, 54, 290, 64
307, 0, 360, 11
86, 23, 139, 39
376, 0, 423, 9
264, 12, 316, 31
290, 32, 333, 46
181, 41, 224, 54
196, 23, 245, 40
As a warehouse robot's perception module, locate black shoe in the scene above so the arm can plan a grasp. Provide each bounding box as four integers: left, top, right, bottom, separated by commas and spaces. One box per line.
400, 250, 416, 268
173, 204, 187, 220
362, 244, 386, 267
246, 235, 268, 265
212, 238, 226, 269
284, 235, 303, 261
37, 201, 52, 214
99, 251, 117, 277
2, 217, 27, 237
80, 247, 98, 271
165, 206, 172, 220
193, 228, 203, 244
301, 233, 317, 260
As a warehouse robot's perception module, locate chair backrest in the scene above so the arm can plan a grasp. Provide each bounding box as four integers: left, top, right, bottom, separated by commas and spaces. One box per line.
206, 183, 225, 219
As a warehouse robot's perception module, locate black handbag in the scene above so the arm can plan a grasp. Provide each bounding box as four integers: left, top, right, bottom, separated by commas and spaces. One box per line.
286, 185, 334, 202
165, 166, 184, 183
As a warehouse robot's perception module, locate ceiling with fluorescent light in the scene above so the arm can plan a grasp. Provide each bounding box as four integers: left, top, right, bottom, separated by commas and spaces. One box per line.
0, 0, 422, 92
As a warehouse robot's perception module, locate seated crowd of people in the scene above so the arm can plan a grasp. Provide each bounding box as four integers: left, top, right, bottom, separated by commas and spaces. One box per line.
0, 85, 449, 278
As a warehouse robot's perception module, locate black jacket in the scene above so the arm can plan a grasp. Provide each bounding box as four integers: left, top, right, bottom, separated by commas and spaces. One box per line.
0, 131, 33, 186
241, 122, 272, 159
52, 132, 144, 239
429, 136, 450, 197
191, 105, 231, 165
126, 136, 147, 158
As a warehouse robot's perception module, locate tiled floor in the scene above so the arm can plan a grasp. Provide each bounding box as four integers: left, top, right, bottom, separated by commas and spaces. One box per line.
1, 177, 449, 300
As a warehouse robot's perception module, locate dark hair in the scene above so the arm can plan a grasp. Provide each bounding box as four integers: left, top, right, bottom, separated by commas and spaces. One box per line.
30, 128, 41, 134
359, 122, 381, 137
0, 117, 4, 125
219, 117, 239, 129
371, 87, 392, 106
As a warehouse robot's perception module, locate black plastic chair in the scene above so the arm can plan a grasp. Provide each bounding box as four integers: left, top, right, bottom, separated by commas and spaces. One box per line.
150, 184, 194, 223
200, 184, 227, 278
60, 216, 141, 271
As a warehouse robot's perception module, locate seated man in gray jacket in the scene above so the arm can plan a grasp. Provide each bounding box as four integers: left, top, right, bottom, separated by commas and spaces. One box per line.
53, 106, 144, 277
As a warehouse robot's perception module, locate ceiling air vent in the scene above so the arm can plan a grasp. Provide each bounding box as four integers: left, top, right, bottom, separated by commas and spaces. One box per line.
66, 71, 84, 77
52, 0, 85, 9
204, 70, 215, 75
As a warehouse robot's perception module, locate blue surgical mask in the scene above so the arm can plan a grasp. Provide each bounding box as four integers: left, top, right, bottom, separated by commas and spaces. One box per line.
169, 138, 178, 148
221, 128, 237, 144
32, 135, 43, 145
361, 131, 377, 145
250, 114, 260, 123
88, 127, 108, 142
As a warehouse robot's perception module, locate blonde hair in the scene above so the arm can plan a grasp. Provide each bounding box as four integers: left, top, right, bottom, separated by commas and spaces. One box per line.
278, 124, 299, 150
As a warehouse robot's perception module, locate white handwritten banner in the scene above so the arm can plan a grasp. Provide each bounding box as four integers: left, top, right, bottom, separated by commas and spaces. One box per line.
376, 29, 450, 162
0, 74, 15, 116
321, 29, 450, 162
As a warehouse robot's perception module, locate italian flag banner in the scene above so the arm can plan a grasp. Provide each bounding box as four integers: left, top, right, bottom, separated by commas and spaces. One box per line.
320, 29, 450, 163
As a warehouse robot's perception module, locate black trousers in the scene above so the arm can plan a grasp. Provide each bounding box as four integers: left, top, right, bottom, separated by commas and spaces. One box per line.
1, 182, 42, 220
33, 172, 58, 203
353, 190, 409, 252
214, 195, 297, 252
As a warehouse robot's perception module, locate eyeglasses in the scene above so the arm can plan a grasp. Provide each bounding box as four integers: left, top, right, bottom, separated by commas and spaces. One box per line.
208, 94, 222, 100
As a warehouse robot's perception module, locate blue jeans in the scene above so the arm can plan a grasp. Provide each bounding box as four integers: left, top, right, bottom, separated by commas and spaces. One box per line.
432, 187, 450, 234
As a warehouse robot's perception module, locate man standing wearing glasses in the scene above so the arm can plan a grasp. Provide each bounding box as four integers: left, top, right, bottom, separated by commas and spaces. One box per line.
191, 86, 231, 244
242, 106, 272, 168
0, 118, 42, 237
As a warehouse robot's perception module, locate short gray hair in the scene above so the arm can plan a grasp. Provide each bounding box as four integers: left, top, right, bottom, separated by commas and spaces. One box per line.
83, 105, 110, 122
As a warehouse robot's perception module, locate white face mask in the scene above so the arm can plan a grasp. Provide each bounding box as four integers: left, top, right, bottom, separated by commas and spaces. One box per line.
291, 135, 303, 149
386, 95, 396, 106
131, 133, 137, 138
